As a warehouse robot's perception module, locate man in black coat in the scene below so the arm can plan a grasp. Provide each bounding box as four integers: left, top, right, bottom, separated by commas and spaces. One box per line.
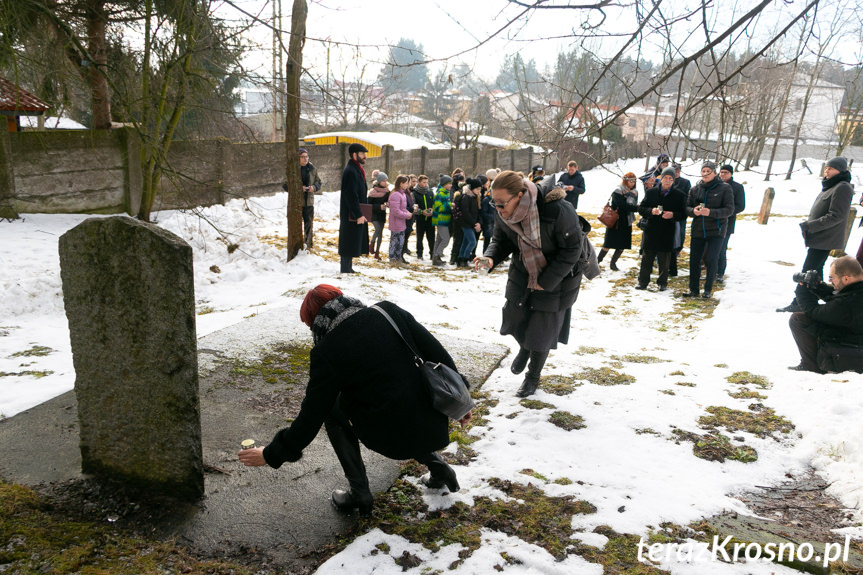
789, 256, 863, 373
684, 161, 734, 298
557, 160, 586, 210
338, 143, 370, 273
636, 167, 686, 291
717, 164, 745, 281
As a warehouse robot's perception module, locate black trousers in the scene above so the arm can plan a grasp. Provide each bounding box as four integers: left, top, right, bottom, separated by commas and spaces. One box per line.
789, 312, 823, 372
302, 206, 314, 248
689, 235, 724, 294
415, 218, 435, 257
638, 250, 671, 288
794, 248, 831, 304
717, 231, 732, 277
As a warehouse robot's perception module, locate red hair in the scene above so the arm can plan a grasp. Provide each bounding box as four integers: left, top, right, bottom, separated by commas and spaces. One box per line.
300, 284, 343, 327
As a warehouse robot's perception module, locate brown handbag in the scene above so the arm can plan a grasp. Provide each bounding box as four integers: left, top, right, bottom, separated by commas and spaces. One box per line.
598, 202, 619, 228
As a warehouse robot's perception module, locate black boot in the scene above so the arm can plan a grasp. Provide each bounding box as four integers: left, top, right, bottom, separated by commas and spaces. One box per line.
597, 249, 607, 263
510, 347, 530, 375
610, 249, 622, 271
417, 452, 459, 492
516, 350, 548, 398
325, 410, 373, 515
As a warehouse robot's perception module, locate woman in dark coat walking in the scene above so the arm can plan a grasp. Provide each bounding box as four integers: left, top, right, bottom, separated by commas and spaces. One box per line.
474, 171, 584, 398
239, 285, 471, 515
636, 167, 686, 290
597, 173, 639, 271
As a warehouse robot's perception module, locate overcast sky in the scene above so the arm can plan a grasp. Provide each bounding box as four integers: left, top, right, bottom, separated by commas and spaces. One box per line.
217, 0, 859, 86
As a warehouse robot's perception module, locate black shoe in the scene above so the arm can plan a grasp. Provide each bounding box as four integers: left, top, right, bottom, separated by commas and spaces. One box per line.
682, 291, 698, 298
788, 363, 825, 374
610, 262, 619, 271
669, 270, 678, 277
776, 302, 801, 313
635, 285, 647, 290
515, 377, 540, 398
420, 469, 460, 492
404, 248, 413, 255
658, 285, 667, 292
702, 292, 711, 299
331, 489, 373, 516
510, 348, 530, 375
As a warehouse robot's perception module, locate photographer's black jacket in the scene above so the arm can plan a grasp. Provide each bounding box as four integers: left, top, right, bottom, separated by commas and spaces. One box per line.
803, 281, 863, 346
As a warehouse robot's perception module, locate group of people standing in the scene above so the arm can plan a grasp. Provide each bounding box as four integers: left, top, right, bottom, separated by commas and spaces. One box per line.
597, 154, 746, 298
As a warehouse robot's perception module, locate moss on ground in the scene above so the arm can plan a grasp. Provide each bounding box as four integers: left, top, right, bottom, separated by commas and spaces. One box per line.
660, 389, 676, 396
698, 406, 794, 439
0, 370, 54, 378
539, 374, 583, 395
675, 381, 696, 387
569, 525, 670, 574
669, 370, 685, 376
10, 346, 53, 357
575, 367, 636, 386
577, 346, 605, 355
520, 469, 548, 481
611, 354, 669, 364
520, 398, 555, 410
726, 371, 772, 389
727, 388, 767, 400
227, 342, 311, 386
672, 429, 758, 463
549, 411, 586, 431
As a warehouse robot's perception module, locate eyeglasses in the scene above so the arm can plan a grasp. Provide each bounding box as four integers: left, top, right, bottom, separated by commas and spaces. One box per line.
490, 191, 523, 210
300, 155, 309, 159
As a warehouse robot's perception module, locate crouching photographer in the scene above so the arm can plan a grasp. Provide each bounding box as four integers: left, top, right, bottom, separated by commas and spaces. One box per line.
789, 256, 863, 374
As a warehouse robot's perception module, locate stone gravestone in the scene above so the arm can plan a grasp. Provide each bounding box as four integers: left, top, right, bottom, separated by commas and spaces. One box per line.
59, 216, 203, 501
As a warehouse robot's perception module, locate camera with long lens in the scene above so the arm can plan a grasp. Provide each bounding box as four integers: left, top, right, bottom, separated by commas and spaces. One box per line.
792, 269, 821, 289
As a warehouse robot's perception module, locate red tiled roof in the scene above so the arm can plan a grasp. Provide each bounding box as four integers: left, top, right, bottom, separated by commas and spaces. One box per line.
0, 77, 50, 114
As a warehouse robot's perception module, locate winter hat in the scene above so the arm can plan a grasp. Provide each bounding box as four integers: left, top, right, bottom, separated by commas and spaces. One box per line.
639, 171, 655, 183
532, 165, 545, 173
348, 143, 368, 155
439, 174, 453, 187
465, 177, 482, 190
300, 284, 343, 328
826, 157, 848, 172
660, 166, 676, 179
720, 164, 734, 174
299, 147, 308, 156
486, 168, 500, 181
702, 160, 717, 172
375, 172, 389, 185
477, 174, 489, 186
657, 153, 671, 165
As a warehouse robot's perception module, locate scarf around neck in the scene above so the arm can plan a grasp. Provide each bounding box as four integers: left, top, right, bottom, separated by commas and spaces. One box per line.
311, 295, 366, 346
501, 178, 547, 290
822, 170, 851, 191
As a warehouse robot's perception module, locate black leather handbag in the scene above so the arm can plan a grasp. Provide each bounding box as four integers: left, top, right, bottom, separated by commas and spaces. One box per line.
371, 305, 475, 420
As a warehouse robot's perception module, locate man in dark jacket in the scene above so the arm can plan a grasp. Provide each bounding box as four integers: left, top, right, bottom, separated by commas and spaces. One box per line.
684, 161, 734, 298
557, 160, 586, 210
412, 175, 436, 260
778, 157, 854, 312
717, 164, 745, 281
789, 256, 863, 373
338, 143, 371, 273
299, 148, 322, 249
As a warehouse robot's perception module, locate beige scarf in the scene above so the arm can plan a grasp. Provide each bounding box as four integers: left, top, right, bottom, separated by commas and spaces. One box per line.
501, 179, 546, 290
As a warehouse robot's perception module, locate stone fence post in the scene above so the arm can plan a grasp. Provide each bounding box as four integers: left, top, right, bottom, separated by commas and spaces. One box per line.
59, 216, 204, 501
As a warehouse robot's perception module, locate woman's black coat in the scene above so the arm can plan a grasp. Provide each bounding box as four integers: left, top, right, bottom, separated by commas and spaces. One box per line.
459, 191, 480, 228
603, 188, 638, 249
638, 186, 686, 252
263, 301, 453, 467
484, 188, 584, 314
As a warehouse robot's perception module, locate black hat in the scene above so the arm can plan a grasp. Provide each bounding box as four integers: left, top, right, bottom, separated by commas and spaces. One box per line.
826, 157, 848, 172
348, 143, 368, 155
720, 164, 734, 174
532, 165, 544, 173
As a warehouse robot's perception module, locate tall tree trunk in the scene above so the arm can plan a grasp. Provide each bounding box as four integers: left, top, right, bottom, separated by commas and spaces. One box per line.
284, 0, 307, 261
85, 0, 111, 129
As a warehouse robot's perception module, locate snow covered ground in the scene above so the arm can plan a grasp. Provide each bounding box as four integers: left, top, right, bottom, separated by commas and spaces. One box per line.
2, 157, 862, 573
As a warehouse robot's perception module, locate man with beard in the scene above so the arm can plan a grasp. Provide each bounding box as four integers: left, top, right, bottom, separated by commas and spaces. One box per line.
778, 157, 854, 312
338, 143, 370, 273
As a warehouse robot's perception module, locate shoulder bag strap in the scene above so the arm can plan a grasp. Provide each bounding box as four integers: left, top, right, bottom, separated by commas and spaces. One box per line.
370, 305, 424, 365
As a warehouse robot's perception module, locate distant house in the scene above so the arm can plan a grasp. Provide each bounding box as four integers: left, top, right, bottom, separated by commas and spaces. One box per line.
0, 77, 50, 132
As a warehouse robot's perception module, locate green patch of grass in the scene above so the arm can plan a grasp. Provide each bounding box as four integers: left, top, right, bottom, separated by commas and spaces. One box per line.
10, 345, 53, 358
669, 370, 685, 376
520, 398, 555, 410
227, 342, 312, 386
714, 363, 728, 368
660, 389, 676, 396
675, 381, 696, 387
0, 370, 54, 378
570, 525, 670, 574
672, 429, 758, 463
549, 411, 586, 431
0, 482, 262, 575
727, 388, 767, 400
596, 306, 614, 316
364, 477, 596, 561
538, 374, 582, 396
196, 306, 216, 315
726, 371, 772, 389
606, 360, 625, 369
520, 468, 548, 481
698, 406, 794, 439
577, 346, 605, 355
610, 354, 669, 364
575, 367, 636, 386
552, 477, 573, 485
635, 428, 661, 436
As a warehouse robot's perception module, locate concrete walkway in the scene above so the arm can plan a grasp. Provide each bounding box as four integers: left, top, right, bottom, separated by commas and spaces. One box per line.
0, 307, 508, 571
